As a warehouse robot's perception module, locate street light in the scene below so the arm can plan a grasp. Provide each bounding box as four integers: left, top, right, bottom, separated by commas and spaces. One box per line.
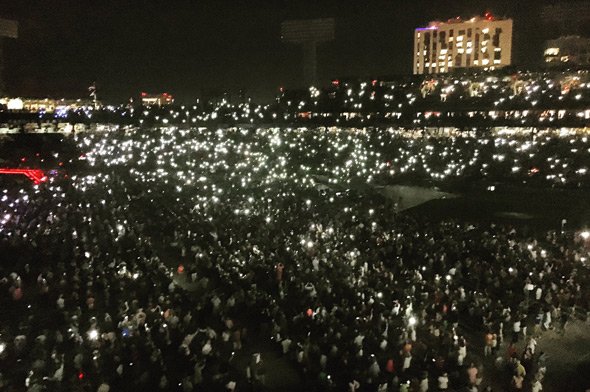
581, 231, 590, 240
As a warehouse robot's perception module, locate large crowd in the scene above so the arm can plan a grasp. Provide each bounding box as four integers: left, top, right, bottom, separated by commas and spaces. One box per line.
3, 68, 590, 130
0, 126, 589, 392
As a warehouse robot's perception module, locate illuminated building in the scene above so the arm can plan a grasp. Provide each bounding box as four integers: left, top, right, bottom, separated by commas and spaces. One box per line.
413, 13, 513, 75
544, 36, 590, 66
140, 92, 174, 106
0, 97, 96, 112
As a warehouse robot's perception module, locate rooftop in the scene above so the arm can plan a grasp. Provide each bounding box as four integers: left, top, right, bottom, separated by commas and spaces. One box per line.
416, 13, 511, 31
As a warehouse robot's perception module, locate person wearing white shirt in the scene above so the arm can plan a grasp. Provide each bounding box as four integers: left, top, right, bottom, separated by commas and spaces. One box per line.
438, 373, 449, 390
531, 379, 543, 392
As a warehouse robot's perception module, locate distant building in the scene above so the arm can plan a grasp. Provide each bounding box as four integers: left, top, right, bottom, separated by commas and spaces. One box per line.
413, 13, 513, 75
140, 92, 174, 106
0, 97, 96, 113
544, 36, 590, 66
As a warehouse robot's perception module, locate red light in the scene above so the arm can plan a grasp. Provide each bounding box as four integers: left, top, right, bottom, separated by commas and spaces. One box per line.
78, 372, 84, 380
306, 308, 313, 317
177, 264, 185, 274
332, 79, 340, 86
141, 92, 147, 97
0, 168, 47, 184
21, 157, 26, 162
372, 79, 378, 87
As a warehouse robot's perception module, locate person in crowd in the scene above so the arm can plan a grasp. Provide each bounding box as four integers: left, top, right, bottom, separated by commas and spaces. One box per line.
0, 127, 589, 392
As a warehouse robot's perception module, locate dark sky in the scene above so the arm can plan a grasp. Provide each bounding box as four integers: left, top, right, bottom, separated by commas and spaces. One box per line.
0, 0, 570, 102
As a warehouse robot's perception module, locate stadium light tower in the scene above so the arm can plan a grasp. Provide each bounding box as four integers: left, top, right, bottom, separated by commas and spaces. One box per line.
281, 18, 335, 87
0, 18, 18, 96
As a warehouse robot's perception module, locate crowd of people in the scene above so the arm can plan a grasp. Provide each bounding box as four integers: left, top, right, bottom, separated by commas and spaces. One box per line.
0, 126, 589, 392
3, 68, 590, 130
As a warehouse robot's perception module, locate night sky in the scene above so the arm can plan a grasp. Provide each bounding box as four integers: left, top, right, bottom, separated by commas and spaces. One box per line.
0, 0, 574, 102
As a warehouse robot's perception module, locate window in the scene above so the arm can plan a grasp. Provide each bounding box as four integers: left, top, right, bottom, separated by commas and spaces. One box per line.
440, 32, 447, 49
545, 48, 559, 56
493, 28, 502, 47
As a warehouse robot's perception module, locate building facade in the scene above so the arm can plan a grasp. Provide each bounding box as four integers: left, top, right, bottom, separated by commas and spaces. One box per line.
0, 97, 96, 112
413, 15, 513, 75
140, 92, 174, 106
544, 35, 590, 66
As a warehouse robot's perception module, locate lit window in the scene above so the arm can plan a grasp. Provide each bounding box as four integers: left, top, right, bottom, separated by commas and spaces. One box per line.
545, 48, 559, 56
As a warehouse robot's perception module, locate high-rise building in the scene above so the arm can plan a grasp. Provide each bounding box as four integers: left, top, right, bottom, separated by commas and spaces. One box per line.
413, 13, 513, 75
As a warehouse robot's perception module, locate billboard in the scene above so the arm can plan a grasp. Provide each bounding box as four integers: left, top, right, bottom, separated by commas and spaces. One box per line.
0, 18, 18, 39
281, 18, 335, 43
